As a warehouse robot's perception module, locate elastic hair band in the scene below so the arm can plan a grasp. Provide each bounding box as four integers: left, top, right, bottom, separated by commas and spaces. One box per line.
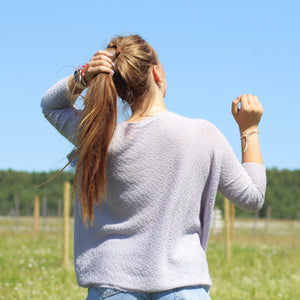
116, 46, 121, 58
240, 129, 259, 152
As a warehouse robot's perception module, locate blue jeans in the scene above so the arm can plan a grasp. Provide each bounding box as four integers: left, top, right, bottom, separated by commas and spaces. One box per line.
86, 286, 211, 300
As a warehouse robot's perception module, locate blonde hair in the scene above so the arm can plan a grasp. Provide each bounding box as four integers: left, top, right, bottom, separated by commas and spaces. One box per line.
73, 35, 158, 225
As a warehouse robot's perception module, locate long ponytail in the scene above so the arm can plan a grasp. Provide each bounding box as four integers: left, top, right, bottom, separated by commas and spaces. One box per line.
74, 73, 118, 225
72, 35, 158, 226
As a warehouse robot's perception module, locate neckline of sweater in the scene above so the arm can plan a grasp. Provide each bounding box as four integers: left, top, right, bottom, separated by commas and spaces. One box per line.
120, 111, 174, 127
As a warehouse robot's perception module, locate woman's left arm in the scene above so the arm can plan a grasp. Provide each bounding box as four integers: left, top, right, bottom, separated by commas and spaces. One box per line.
41, 50, 114, 145
41, 76, 82, 145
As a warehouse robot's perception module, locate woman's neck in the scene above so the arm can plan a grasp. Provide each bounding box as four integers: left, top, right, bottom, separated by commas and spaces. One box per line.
128, 94, 167, 123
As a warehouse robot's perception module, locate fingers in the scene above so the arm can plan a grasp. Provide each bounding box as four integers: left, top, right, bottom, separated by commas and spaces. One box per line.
239, 94, 263, 118
240, 94, 249, 110
89, 51, 114, 68
231, 96, 241, 117
85, 50, 115, 80
94, 50, 110, 56
88, 58, 113, 72
88, 65, 113, 76
93, 50, 114, 58
239, 94, 261, 110
91, 51, 113, 64
247, 94, 255, 106
232, 93, 263, 131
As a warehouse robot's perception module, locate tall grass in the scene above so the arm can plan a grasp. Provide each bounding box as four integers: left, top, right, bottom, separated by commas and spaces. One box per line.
0, 217, 299, 299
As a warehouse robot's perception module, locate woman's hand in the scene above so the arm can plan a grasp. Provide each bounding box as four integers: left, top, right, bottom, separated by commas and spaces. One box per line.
232, 94, 264, 163
84, 50, 114, 83
231, 94, 263, 133
68, 50, 114, 94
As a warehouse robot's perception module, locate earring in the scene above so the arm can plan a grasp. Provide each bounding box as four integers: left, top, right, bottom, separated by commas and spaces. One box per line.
158, 81, 165, 89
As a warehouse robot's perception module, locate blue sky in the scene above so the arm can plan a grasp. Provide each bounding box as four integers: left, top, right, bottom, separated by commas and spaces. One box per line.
1, 0, 299, 171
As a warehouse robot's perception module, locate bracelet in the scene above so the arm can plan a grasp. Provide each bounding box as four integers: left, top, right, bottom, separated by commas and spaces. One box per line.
240, 129, 259, 152
74, 63, 89, 90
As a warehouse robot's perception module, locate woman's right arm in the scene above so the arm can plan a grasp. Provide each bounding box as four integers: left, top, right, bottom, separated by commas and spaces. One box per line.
232, 94, 264, 164
217, 94, 266, 211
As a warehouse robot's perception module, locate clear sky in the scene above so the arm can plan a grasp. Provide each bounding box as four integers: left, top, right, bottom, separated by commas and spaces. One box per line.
1, 0, 299, 171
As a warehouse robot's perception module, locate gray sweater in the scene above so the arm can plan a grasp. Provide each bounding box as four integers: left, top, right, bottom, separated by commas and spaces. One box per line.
41, 77, 266, 292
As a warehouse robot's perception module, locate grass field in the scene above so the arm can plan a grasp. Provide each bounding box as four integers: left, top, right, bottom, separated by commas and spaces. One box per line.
0, 217, 299, 299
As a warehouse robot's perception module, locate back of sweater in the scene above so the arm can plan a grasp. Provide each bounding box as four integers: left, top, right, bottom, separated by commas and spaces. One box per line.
41, 77, 266, 292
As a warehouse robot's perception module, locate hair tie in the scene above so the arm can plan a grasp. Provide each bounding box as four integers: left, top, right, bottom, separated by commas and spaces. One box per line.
116, 46, 121, 58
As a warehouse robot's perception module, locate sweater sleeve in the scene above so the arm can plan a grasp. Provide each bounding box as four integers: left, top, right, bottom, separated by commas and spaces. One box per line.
41, 77, 81, 145
213, 124, 266, 211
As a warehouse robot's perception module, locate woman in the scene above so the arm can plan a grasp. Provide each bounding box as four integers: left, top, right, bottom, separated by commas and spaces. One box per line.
41, 35, 266, 300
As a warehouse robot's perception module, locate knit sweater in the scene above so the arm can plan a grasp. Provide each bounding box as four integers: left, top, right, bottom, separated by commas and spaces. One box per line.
41, 77, 266, 292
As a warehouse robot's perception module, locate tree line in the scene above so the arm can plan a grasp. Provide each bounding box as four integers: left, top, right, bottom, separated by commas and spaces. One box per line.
0, 168, 299, 219
0, 169, 74, 216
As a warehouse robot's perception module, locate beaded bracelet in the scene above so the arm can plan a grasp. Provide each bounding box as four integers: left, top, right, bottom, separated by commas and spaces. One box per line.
240, 129, 259, 152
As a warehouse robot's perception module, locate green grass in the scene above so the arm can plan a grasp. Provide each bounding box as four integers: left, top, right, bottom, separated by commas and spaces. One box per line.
0, 217, 299, 299
0, 217, 85, 300
207, 220, 300, 299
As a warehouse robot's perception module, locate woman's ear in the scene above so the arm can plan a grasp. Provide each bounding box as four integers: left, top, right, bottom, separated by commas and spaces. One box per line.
152, 65, 161, 83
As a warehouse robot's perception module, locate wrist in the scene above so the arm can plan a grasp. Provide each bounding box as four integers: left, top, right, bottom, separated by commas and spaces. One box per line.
68, 75, 85, 95
74, 67, 88, 87
240, 128, 259, 153
68, 63, 89, 94
239, 125, 258, 134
